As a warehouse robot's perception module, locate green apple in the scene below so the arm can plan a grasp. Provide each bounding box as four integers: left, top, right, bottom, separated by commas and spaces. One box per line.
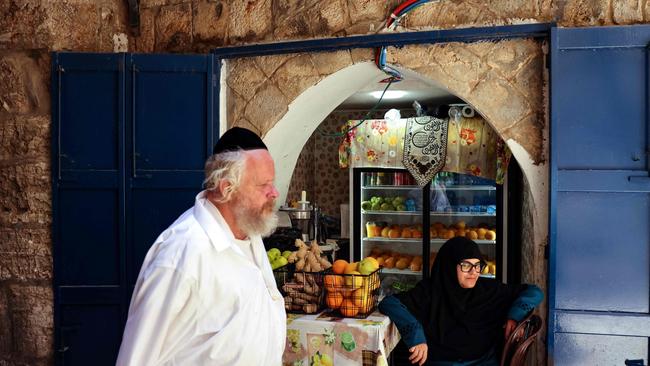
282, 250, 292, 259
267, 248, 281, 260
271, 256, 288, 270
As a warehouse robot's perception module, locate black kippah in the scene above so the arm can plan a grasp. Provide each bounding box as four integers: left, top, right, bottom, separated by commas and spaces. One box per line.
213, 127, 268, 154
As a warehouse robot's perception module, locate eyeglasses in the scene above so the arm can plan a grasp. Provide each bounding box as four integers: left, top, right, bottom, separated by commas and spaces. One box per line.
458, 261, 483, 273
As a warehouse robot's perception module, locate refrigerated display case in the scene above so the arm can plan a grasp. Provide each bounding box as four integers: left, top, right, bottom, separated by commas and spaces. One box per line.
352, 168, 500, 291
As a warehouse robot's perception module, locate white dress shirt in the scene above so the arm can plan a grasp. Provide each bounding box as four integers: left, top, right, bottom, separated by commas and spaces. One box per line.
116, 191, 286, 366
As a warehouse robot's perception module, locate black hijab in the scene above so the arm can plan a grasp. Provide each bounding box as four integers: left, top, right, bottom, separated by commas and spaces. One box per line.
396, 237, 524, 361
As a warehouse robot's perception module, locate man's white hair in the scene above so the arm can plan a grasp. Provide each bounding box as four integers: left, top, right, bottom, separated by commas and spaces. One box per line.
203, 150, 247, 203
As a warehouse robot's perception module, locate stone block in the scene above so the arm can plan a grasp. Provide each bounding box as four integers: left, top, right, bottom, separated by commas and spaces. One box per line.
486, 39, 540, 80
613, 0, 643, 23
0, 115, 50, 161
0, 227, 52, 281
155, 3, 192, 52
501, 113, 544, 164
194, 1, 228, 48
228, 0, 272, 43
0, 52, 50, 115
271, 54, 320, 101
254, 54, 292, 78
309, 50, 353, 76
8, 285, 53, 359
347, 0, 389, 24
312, 0, 348, 36
388, 44, 435, 69
134, 7, 156, 52
226, 87, 247, 128
427, 42, 491, 91
484, 0, 538, 20
141, 0, 190, 8
406, 1, 484, 29
273, 13, 312, 40
512, 51, 544, 117
243, 81, 288, 137
350, 48, 374, 64
559, 0, 610, 26
0, 161, 51, 226
226, 58, 268, 101
46, 2, 101, 51
472, 73, 532, 133
0, 1, 50, 50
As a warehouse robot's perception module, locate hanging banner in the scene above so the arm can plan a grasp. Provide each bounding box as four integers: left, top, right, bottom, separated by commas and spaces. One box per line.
402, 116, 449, 186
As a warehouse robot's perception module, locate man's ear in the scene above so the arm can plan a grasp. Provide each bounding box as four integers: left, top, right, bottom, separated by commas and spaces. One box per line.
218, 179, 233, 198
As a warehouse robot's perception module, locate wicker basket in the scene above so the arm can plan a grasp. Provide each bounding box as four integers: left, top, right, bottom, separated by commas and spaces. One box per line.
323, 268, 381, 318
274, 266, 325, 314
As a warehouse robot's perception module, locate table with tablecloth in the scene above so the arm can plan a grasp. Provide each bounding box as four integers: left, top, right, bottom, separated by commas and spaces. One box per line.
283, 311, 401, 366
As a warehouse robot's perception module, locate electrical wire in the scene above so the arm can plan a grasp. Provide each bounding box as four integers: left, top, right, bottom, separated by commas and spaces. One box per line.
374, 0, 438, 79
316, 78, 395, 138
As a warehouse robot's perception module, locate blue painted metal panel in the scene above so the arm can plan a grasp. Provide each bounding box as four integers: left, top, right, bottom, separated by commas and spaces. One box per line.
550, 24, 650, 363
554, 47, 646, 170
554, 333, 648, 365
129, 189, 197, 285
60, 305, 122, 366
555, 191, 649, 312
58, 189, 120, 285
130, 54, 209, 173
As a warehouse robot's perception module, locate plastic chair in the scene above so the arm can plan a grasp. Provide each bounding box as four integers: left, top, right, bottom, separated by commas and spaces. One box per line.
500, 313, 543, 366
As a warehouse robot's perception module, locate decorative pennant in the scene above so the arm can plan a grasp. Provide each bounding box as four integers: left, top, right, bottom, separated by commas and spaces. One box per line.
402, 116, 449, 186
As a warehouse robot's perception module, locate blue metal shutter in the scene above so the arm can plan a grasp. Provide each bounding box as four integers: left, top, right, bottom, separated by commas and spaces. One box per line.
52, 53, 217, 365
550, 25, 650, 365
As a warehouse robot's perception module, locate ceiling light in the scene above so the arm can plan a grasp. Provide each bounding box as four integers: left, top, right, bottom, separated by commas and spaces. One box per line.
370, 90, 407, 99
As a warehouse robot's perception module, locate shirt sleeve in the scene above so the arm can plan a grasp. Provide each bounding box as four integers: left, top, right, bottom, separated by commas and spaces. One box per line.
507, 284, 543, 322
378, 295, 427, 348
116, 265, 195, 366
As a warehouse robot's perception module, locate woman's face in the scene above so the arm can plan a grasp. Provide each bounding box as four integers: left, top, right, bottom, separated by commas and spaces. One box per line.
456, 258, 481, 288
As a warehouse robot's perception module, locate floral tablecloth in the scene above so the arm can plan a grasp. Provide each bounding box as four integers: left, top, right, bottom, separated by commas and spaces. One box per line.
283, 311, 400, 366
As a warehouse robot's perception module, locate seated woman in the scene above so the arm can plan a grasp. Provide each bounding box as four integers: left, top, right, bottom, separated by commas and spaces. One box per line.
378, 237, 543, 366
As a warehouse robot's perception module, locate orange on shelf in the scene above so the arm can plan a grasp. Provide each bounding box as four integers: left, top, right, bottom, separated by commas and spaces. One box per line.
411, 230, 422, 238
401, 228, 412, 238
388, 229, 401, 238
326, 291, 344, 309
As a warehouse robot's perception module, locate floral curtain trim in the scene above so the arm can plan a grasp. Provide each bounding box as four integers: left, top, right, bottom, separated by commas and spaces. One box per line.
341, 116, 508, 184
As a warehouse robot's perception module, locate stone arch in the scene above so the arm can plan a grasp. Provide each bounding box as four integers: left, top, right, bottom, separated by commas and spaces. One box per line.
225, 39, 548, 289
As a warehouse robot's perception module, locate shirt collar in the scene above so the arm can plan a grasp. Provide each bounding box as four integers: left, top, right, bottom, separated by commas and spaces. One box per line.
193, 190, 239, 253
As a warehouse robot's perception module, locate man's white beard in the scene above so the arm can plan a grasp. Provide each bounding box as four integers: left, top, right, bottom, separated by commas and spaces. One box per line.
232, 196, 278, 238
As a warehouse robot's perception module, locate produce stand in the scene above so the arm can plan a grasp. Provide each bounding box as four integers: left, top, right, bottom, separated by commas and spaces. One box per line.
283, 310, 400, 366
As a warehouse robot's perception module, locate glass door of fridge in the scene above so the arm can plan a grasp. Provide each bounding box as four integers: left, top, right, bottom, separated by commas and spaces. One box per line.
429, 172, 497, 278
359, 170, 424, 292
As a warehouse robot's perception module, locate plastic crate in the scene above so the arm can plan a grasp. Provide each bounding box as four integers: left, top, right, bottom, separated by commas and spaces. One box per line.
323, 268, 381, 318
274, 266, 325, 314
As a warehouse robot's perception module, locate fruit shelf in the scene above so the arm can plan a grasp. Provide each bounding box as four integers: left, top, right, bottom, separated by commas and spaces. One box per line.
362, 210, 420, 216
362, 210, 496, 217
362, 185, 496, 191
381, 268, 422, 276
363, 237, 496, 245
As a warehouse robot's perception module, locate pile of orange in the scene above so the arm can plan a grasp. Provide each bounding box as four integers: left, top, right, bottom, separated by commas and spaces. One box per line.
324, 259, 379, 317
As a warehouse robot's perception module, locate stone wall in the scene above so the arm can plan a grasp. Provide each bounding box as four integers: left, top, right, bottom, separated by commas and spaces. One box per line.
2, 0, 650, 365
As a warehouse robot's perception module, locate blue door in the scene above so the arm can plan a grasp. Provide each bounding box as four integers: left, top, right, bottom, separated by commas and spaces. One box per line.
52, 53, 217, 365
550, 25, 650, 364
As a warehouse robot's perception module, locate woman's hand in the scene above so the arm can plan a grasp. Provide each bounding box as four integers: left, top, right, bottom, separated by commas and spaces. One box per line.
408, 343, 428, 365
504, 319, 517, 339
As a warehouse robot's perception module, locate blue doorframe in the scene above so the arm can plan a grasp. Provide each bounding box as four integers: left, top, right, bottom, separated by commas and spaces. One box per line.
51, 23, 559, 365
